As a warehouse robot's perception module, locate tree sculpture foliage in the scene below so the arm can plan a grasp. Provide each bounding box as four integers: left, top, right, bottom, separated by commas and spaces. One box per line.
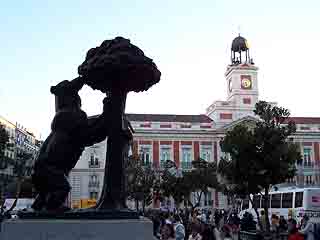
219, 101, 301, 232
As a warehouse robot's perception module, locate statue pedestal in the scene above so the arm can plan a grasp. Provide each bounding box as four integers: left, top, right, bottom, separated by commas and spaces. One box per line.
0, 218, 154, 240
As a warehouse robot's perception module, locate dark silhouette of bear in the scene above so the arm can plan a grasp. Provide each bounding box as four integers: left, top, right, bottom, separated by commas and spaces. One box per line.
31, 78, 110, 212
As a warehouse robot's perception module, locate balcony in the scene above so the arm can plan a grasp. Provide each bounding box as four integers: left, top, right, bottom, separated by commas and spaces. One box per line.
181, 161, 192, 170
88, 181, 100, 192
88, 161, 100, 168
88, 181, 100, 188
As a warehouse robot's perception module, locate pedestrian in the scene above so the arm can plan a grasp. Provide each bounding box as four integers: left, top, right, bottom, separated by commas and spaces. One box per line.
288, 219, 303, 240
271, 214, 279, 232
173, 214, 185, 240
161, 221, 176, 240
188, 224, 202, 240
259, 210, 266, 231
200, 223, 215, 240
299, 215, 314, 240
278, 215, 288, 232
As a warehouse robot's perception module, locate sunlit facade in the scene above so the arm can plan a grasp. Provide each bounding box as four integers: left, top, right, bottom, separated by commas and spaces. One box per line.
70, 36, 320, 210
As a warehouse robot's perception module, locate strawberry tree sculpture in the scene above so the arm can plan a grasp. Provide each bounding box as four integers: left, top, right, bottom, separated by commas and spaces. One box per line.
78, 37, 161, 211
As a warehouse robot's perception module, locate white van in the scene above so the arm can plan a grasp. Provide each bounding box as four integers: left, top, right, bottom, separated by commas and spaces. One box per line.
3, 198, 34, 212
239, 187, 320, 223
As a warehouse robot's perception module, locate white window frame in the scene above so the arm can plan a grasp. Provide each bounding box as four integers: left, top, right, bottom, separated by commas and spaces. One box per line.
139, 144, 153, 165
160, 145, 173, 168
181, 145, 193, 169
303, 146, 313, 166
200, 144, 213, 162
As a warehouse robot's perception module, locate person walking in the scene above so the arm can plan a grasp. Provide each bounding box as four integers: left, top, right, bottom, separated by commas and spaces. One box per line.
188, 224, 202, 240
299, 215, 314, 240
161, 221, 176, 240
278, 215, 288, 232
288, 219, 304, 240
173, 214, 185, 240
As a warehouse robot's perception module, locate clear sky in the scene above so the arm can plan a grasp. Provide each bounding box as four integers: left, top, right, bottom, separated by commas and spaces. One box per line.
1, 0, 320, 139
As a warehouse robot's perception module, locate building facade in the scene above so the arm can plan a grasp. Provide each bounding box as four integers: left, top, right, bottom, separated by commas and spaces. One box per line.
0, 116, 40, 177
70, 35, 320, 209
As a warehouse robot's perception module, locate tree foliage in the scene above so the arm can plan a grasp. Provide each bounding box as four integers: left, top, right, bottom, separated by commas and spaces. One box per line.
1, 151, 34, 214
160, 158, 219, 209
0, 124, 10, 170
218, 101, 301, 232
125, 155, 156, 212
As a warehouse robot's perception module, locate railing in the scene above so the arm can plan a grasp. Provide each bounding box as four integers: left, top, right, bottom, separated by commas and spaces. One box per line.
142, 161, 152, 168
88, 182, 100, 188
239, 231, 288, 240
88, 161, 100, 168
181, 161, 192, 170
160, 161, 166, 169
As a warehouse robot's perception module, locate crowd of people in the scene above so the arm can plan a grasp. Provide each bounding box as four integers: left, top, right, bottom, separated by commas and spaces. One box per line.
149, 208, 240, 240
148, 207, 320, 240
246, 210, 320, 240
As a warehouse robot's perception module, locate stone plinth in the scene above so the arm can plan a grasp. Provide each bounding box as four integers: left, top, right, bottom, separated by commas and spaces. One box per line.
0, 218, 154, 240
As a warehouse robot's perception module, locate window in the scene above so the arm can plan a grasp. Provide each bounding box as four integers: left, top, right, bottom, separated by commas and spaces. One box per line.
304, 175, 314, 185
160, 146, 171, 168
303, 148, 312, 166
253, 195, 261, 209
282, 193, 293, 208
271, 194, 281, 208
261, 195, 270, 208
140, 145, 152, 166
90, 154, 94, 166
89, 154, 99, 168
181, 146, 192, 170
295, 192, 303, 208
90, 192, 98, 199
200, 145, 212, 161
91, 175, 98, 183
204, 192, 212, 206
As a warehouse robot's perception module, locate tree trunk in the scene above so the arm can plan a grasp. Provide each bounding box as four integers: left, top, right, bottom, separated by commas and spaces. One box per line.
196, 191, 203, 207
135, 199, 139, 211
96, 91, 128, 209
142, 197, 145, 214
264, 187, 271, 233
248, 195, 262, 231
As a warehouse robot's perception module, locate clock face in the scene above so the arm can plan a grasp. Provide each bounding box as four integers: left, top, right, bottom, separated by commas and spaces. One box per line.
228, 78, 232, 92
241, 75, 252, 89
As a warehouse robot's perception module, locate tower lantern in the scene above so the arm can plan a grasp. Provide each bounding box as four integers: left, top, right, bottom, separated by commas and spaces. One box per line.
231, 34, 253, 65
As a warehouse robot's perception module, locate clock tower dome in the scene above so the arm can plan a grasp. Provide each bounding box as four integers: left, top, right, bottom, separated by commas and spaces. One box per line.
226, 35, 259, 109
206, 35, 259, 127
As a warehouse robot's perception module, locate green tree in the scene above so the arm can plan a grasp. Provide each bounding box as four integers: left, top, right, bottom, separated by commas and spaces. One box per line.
186, 159, 220, 209
125, 155, 156, 213
160, 168, 190, 208
160, 159, 219, 210
219, 101, 301, 233
0, 124, 12, 206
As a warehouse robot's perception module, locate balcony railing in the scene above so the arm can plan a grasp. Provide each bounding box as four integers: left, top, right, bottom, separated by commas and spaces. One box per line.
297, 161, 315, 168
181, 161, 192, 170
88, 181, 100, 188
142, 161, 152, 168
88, 161, 100, 168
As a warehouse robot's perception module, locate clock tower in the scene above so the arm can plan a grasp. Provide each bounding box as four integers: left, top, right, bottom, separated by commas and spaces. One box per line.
226, 35, 259, 109
206, 35, 259, 127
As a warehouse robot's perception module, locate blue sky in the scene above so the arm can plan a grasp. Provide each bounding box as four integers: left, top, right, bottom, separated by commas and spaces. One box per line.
1, 0, 320, 138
